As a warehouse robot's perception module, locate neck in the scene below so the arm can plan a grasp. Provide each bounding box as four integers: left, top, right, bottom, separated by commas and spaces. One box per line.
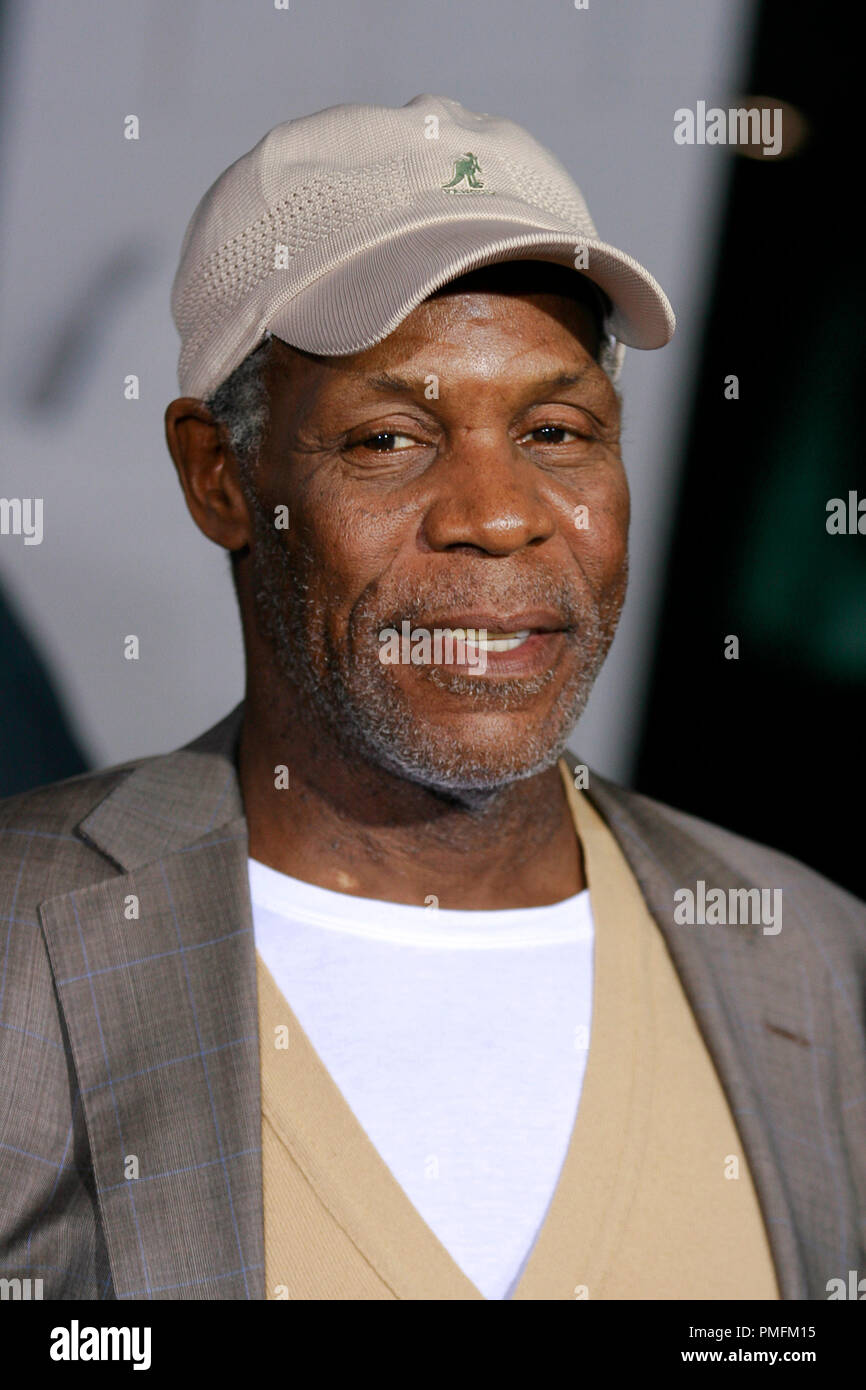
237, 680, 585, 910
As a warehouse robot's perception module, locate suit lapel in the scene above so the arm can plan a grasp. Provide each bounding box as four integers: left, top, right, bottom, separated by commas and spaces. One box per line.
39, 706, 265, 1300
563, 751, 812, 1299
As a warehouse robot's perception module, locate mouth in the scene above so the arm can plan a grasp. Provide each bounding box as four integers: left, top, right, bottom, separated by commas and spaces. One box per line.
418, 610, 566, 637
447, 628, 533, 653
405, 611, 570, 677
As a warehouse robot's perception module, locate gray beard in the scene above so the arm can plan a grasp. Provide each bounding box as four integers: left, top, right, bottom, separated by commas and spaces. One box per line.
244, 489, 627, 800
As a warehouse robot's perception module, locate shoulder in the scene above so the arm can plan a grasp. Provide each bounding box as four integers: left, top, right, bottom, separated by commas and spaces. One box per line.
568, 759, 866, 952
0, 703, 245, 900
0, 756, 144, 834
0, 755, 151, 893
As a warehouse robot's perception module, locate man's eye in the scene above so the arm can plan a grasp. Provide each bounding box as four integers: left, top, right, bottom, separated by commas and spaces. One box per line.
521, 425, 582, 445
356, 432, 416, 452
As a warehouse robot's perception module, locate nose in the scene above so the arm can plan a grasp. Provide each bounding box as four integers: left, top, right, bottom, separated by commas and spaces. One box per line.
419, 431, 557, 556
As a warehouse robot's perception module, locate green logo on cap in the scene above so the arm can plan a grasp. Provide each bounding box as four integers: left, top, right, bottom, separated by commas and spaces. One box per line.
441, 152, 492, 193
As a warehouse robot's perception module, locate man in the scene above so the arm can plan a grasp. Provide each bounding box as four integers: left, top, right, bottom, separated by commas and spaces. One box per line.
1, 94, 864, 1302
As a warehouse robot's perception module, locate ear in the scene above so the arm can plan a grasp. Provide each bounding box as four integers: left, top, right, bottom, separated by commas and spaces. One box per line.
164, 398, 252, 550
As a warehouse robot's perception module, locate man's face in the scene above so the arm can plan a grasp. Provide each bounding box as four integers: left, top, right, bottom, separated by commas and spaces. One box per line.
240, 263, 629, 794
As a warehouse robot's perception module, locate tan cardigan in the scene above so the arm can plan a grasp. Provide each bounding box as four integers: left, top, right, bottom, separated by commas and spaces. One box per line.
256, 761, 780, 1299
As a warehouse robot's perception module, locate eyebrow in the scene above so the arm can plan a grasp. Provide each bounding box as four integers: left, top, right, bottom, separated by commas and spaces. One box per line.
363, 366, 597, 396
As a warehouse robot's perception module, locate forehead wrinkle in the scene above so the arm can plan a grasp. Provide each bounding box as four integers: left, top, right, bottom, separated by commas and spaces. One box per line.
350, 358, 599, 398
269, 320, 608, 428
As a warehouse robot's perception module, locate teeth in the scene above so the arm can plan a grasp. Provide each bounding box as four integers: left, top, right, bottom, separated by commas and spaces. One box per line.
450, 628, 532, 652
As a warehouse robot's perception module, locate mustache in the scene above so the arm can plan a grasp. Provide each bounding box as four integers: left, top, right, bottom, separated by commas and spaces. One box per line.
355, 570, 598, 635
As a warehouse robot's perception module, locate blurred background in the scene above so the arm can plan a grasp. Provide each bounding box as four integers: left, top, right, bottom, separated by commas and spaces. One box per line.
0, 0, 862, 894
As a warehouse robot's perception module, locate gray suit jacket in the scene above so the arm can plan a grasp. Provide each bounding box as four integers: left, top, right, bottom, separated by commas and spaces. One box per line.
1, 703, 864, 1300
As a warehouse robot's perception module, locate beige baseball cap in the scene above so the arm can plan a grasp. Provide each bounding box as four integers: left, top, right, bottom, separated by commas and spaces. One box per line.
171, 93, 675, 399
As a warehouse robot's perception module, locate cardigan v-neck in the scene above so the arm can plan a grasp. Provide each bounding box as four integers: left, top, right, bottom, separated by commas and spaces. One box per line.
256, 761, 780, 1300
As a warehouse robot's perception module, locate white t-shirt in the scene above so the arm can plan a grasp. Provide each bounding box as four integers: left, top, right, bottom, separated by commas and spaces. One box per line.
248, 858, 594, 1300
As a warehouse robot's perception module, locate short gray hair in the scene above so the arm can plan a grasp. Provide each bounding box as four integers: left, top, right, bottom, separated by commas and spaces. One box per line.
204, 334, 275, 475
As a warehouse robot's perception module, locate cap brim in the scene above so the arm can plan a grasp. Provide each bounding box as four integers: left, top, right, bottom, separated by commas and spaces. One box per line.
267, 217, 675, 360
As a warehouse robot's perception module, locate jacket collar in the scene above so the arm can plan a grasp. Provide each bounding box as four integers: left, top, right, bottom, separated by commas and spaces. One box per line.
77, 703, 247, 871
